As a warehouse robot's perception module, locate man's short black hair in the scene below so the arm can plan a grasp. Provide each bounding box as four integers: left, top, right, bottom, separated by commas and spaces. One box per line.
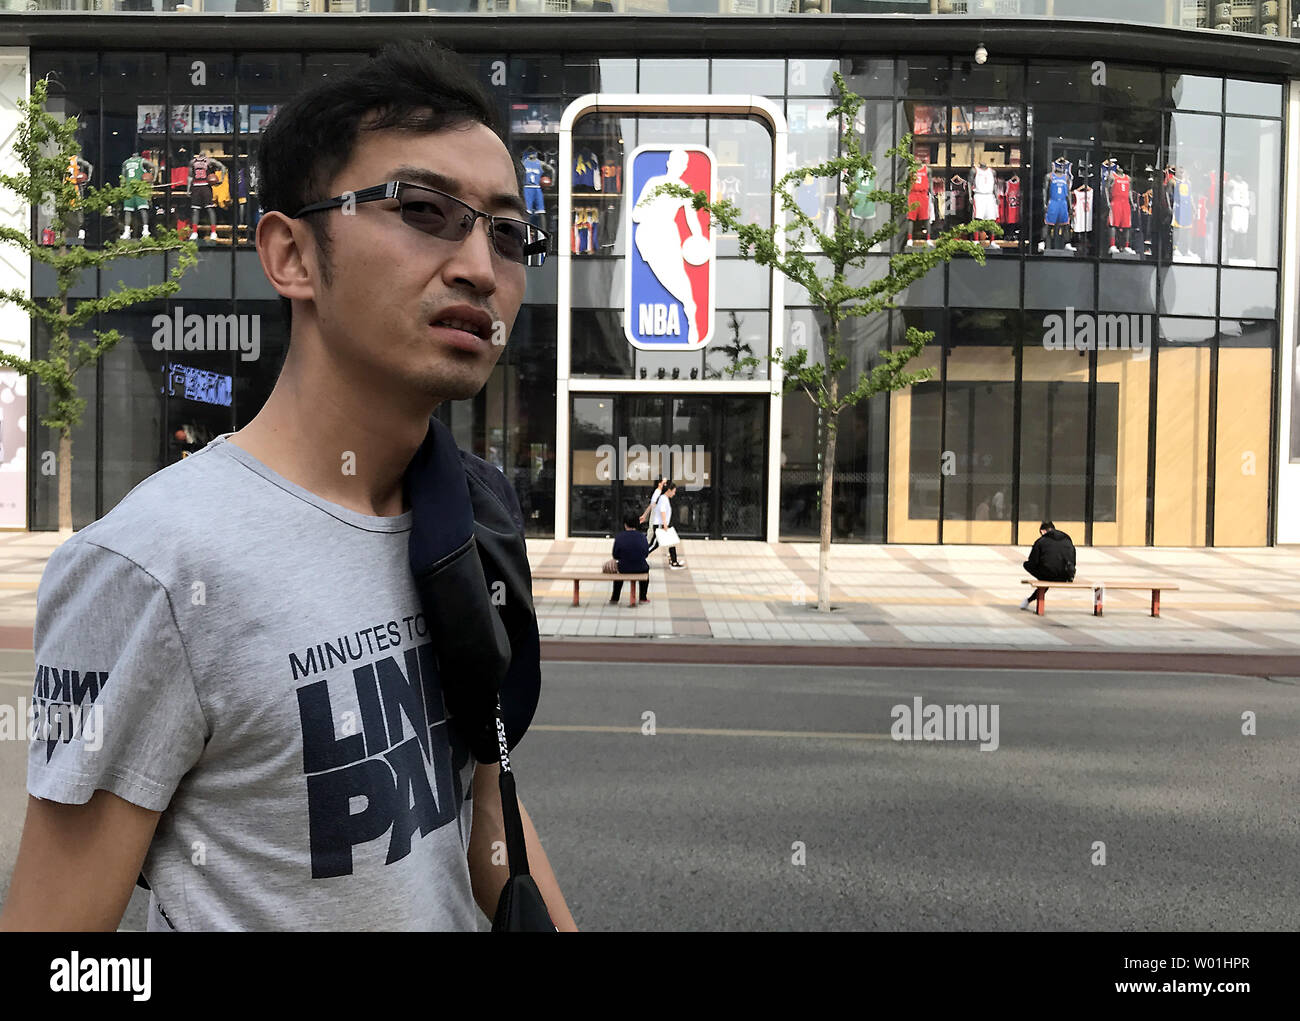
623, 513, 640, 530
1040, 520, 1055, 532
258, 40, 518, 329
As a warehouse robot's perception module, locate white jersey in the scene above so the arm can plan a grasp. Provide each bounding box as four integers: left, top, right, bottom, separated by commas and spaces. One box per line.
1226, 178, 1250, 234
1071, 187, 1093, 232
972, 166, 998, 221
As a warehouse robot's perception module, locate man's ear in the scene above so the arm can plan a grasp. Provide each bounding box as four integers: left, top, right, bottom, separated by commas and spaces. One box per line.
256, 211, 319, 306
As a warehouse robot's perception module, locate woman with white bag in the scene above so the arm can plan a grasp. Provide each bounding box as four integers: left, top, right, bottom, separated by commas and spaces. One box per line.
639, 476, 666, 551
654, 482, 685, 569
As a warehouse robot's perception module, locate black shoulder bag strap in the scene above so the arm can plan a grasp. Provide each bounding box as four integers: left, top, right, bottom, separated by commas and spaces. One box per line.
405, 416, 553, 931
490, 700, 556, 931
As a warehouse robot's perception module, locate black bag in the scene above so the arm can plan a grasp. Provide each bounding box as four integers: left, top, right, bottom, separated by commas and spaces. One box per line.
489, 712, 557, 932
405, 416, 553, 931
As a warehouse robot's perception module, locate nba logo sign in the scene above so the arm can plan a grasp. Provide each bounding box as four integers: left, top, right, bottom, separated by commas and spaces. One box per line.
624, 145, 716, 350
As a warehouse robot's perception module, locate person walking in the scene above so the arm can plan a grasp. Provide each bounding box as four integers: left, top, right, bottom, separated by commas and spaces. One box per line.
640, 476, 666, 552
656, 481, 686, 569
1020, 520, 1076, 609
609, 513, 651, 605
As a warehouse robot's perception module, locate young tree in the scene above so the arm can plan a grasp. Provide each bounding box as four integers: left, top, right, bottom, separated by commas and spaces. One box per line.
643, 71, 1000, 611
0, 76, 198, 534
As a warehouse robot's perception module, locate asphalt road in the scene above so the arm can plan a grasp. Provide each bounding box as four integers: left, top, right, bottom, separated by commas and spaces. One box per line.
1, 652, 1296, 931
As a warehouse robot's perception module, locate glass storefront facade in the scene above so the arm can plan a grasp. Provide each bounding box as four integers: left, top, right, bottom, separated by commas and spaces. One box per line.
14, 38, 1292, 546
0, 3, 1292, 40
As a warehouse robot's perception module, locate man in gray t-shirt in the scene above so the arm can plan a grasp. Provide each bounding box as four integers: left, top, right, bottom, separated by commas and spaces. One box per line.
0, 42, 574, 932
25, 436, 482, 931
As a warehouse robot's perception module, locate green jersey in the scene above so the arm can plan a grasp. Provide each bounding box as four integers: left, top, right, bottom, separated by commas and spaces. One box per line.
122, 155, 148, 181
121, 156, 150, 210
850, 169, 876, 220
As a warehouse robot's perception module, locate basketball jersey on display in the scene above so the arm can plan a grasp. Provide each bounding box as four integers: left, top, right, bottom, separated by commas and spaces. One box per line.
1172, 178, 1193, 228
600, 159, 622, 194
523, 157, 544, 189
211, 168, 232, 209
190, 155, 213, 184
1110, 173, 1130, 210
122, 155, 148, 183
1048, 173, 1069, 205
1005, 179, 1021, 224
1071, 188, 1093, 232
573, 150, 601, 190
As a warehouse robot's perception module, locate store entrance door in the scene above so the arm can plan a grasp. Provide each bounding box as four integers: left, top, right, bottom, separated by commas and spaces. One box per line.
569, 393, 767, 539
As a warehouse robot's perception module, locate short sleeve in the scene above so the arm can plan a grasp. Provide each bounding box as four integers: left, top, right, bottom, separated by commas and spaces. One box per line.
27, 539, 208, 812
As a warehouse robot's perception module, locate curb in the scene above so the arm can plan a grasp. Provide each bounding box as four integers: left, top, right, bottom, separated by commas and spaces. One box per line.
540, 638, 1300, 678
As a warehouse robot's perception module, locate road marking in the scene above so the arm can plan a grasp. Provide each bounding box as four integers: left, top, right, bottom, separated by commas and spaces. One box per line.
528, 723, 890, 741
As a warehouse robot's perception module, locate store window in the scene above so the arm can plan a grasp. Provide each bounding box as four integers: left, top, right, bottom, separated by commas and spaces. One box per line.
949, 99, 1026, 254
1153, 317, 1214, 546
569, 396, 615, 535
711, 59, 784, 97
1225, 79, 1283, 118
787, 97, 840, 251
941, 310, 1018, 544
1222, 118, 1281, 269
1164, 112, 1221, 265
787, 58, 839, 98
705, 310, 769, 382
1100, 106, 1160, 260
639, 59, 708, 95
1213, 320, 1273, 546
1165, 72, 1222, 113
1092, 314, 1150, 546
562, 57, 636, 96
887, 309, 944, 543
1027, 104, 1100, 258
899, 99, 948, 250
710, 114, 775, 256
839, 57, 895, 100
900, 57, 951, 100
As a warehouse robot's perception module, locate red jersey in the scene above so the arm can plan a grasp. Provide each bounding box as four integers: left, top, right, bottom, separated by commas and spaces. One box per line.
1004, 178, 1021, 225
1109, 173, 1132, 229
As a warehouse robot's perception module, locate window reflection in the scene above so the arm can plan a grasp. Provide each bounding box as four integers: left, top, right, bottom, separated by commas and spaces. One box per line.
1222, 119, 1280, 268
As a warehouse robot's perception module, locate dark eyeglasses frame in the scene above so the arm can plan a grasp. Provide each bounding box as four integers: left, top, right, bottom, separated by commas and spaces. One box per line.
292, 180, 549, 267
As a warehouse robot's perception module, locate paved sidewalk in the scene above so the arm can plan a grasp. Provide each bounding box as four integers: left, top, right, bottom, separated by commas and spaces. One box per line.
1, 529, 1299, 656
528, 537, 1300, 654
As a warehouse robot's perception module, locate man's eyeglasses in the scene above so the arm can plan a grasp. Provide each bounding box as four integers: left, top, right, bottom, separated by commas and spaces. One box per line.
292, 181, 549, 267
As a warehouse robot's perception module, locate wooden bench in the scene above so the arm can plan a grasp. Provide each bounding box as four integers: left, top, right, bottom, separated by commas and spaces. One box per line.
533, 569, 652, 607
1022, 579, 1180, 617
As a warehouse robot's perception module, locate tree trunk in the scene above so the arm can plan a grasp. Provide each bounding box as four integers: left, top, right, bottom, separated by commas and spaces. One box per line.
58, 429, 72, 536
818, 376, 839, 613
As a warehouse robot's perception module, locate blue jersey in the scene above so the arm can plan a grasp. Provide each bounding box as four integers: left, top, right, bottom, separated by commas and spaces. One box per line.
1045, 172, 1071, 225
573, 150, 601, 189
1172, 178, 1193, 228
523, 157, 544, 190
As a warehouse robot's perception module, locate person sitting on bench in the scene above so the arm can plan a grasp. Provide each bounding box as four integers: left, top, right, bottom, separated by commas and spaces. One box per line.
610, 513, 651, 606
1020, 520, 1076, 610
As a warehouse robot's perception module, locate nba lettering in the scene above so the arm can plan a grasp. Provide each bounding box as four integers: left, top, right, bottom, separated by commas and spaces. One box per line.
294, 631, 470, 879
624, 145, 716, 349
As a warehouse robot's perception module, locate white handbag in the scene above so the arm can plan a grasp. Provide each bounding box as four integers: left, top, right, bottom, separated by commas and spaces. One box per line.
655, 526, 680, 547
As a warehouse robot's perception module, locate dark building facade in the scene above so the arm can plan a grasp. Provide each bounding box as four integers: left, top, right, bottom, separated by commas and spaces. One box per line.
0, 14, 1296, 545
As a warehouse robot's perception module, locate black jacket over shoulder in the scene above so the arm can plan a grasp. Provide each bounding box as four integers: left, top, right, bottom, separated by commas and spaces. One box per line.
1025, 529, 1077, 582
404, 417, 541, 764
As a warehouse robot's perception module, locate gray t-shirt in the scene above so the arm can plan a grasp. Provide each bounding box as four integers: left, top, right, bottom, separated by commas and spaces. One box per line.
28, 434, 481, 931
